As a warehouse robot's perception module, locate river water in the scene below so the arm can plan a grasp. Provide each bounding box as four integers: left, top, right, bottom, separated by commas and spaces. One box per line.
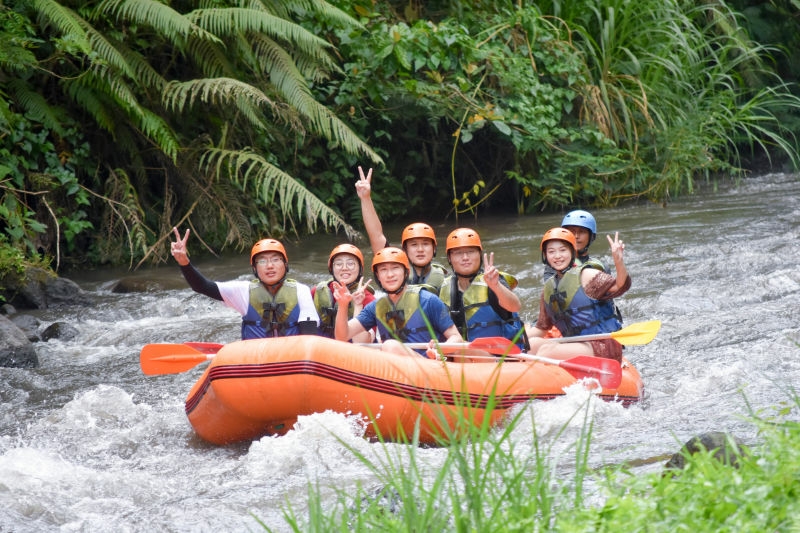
1, 172, 799, 531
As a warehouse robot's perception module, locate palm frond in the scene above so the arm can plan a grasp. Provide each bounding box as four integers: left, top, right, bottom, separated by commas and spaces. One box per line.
30, 0, 91, 53
4, 79, 69, 136
98, 0, 222, 47
188, 7, 333, 60
252, 35, 382, 163
83, 22, 167, 94
288, 0, 366, 31
200, 147, 358, 239
163, 77, 275, 131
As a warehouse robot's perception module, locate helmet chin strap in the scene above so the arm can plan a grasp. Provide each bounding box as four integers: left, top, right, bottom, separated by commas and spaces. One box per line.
456, 269, 481, 283
384, 279, 407, 295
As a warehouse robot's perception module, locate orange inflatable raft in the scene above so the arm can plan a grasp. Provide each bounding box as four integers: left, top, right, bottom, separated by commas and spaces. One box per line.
182, 336, 644, 446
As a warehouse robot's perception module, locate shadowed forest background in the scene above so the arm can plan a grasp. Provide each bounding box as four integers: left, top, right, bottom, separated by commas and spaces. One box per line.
1, 0, 799, 275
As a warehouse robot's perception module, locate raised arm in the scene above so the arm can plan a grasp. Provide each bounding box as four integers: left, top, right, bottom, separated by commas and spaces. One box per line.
607, 232, 629, 292
355, 166, 389, 254
171, 227, 222, 300
483, 252, 522, 312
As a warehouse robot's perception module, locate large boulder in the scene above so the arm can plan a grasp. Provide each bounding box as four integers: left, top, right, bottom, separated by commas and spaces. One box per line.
0, 314, 38, 368
664, 431, 748, 472
1, 266, 89, 310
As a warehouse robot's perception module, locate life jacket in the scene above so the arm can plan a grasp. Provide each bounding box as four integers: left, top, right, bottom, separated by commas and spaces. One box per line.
544, 256, 624, 323
241, 279, 303, 339
373, 286, 434, 343
409, 263, 448, 294
440, 272, 526, 348
313, 279, 374, 338
542, 264, 622, 337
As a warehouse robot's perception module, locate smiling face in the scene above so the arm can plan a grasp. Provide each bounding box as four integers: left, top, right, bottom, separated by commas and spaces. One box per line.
564, 225, 591, 252
448, 246, 481, 276
403, 237, 435, 267
544, 240, 574, 271
330, 253, 361, 285
375, 262, 407, 292
253, 251, 286, 285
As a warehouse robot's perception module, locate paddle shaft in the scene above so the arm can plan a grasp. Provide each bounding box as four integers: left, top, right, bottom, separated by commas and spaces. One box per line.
548, 332, 617, 344
514, 352, 609, 375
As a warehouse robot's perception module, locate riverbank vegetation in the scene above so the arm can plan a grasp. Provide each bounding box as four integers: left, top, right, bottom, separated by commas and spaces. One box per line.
2, 0, 800, 273
269, 392, 800, 531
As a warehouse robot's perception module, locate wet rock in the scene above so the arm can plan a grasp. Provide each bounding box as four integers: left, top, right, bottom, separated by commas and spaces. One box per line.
110, 277, 171, 294
664, 431, 747, 472
1, 267, 89, 310
41, 321, 80, 342
8, 314, 41, 342
0, 315, 38, 368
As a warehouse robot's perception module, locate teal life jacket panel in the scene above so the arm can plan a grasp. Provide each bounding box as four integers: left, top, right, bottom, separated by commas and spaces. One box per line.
241, 279, 302, 339
440, 272, 526, 349
542, 264, 621, 337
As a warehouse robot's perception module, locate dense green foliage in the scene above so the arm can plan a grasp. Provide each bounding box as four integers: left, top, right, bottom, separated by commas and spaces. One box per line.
1, 0, 380, 271
1, 0, 799, 271
270, 394, 800, 532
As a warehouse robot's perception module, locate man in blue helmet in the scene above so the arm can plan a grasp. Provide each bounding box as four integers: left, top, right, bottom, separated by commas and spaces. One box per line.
544, 210, 605, 281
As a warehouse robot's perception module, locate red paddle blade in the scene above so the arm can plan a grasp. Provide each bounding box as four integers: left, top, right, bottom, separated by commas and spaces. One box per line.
184, 342, 225, 354
140, 344, 213, 375
468, 336, 522, 355
559, 355, 622, 389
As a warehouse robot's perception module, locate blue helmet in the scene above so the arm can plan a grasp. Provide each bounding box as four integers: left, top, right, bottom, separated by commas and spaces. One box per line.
561, 210, 597, 236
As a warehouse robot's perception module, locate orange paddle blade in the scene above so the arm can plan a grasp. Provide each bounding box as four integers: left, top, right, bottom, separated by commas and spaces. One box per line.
140, 344, 214, 375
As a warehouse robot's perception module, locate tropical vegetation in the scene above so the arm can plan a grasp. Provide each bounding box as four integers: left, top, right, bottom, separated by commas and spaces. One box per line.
268, 391, 800, 532
1, 0, 799, 274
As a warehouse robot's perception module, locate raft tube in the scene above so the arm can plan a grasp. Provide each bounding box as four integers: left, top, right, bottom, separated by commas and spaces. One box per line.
184, 336, 643, 445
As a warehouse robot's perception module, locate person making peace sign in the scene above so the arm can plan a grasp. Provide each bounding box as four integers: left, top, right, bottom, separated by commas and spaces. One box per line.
438, 228, 528, 350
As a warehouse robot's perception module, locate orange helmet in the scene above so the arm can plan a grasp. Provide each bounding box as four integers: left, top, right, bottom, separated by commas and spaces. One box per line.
372, 247, 410, 293
328, 243, 364, 273
372, 247, 410, 272
401, 223, 437, 248
445, 228, 482, 254
250, 238, 288, 264
540, 227, 576, 265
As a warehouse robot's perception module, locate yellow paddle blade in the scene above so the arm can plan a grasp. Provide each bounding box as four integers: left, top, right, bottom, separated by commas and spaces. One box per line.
609, 320, 661, 346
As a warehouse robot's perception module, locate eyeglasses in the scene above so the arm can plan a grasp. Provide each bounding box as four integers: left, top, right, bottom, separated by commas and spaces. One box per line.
450, 249, 480, 258
332, 259, 359, 269
255, 257, 284, 266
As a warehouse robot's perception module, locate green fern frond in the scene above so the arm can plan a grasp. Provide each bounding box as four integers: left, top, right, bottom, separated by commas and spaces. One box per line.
188, 7, 332, 58
83, 23, 167, 93
4, 79, 68, 136
30, 0, 91, 54
250, 36, 382, 163
163, 77, 274, 131
98, 0, 222, 46
184, 36, 236, 79
288, 0, 366, 31
62, 77, 118, 133
134, 107, 181, 161
200, 147, 358, 239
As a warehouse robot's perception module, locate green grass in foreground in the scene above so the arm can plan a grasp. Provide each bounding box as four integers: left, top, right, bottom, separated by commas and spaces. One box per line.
263, 392, 800, 532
